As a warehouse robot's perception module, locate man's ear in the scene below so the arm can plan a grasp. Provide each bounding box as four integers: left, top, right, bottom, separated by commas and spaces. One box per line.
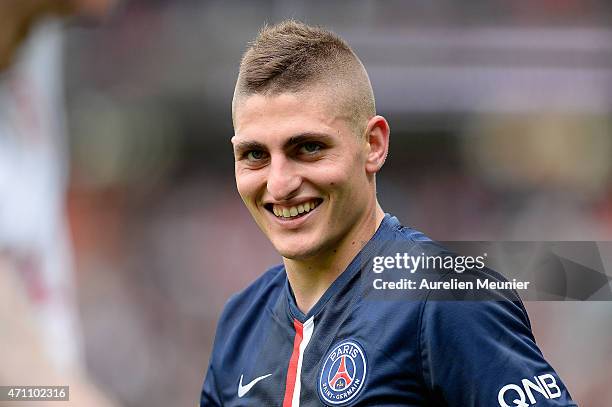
364, 115, 390, 174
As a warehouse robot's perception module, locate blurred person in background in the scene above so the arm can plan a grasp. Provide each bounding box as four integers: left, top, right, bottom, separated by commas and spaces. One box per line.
201, 20, 576, 406
0, 0, 117, 405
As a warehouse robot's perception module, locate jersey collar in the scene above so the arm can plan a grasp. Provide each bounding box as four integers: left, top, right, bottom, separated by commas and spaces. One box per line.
285, 213, 401, 323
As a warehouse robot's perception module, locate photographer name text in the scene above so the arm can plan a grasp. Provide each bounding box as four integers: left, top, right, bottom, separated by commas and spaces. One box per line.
371, 253, 531, 291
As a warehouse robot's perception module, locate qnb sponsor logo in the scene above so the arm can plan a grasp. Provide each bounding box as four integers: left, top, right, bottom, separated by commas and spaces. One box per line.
498, 373, 562, 407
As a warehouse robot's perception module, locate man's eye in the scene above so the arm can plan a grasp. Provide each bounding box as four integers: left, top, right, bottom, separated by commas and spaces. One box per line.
246, 150, 266, 161
299, 142, 322, 154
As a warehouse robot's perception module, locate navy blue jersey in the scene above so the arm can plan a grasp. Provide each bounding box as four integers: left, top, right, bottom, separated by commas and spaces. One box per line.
201, 214, 576, 406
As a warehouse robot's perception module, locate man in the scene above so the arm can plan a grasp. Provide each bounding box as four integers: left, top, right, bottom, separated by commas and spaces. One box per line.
201, 20, 576, 406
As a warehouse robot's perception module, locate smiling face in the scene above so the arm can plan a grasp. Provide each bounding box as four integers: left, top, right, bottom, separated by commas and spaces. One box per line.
232, 89, 380, 261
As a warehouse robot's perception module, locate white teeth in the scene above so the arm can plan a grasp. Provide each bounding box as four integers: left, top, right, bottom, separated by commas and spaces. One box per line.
271, 200, 319, 218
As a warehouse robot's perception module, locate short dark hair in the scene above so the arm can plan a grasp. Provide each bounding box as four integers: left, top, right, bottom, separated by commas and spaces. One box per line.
233, 20, 375, 136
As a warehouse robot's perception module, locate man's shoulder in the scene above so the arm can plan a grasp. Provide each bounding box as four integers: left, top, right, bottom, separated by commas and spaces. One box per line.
379, 214, 433, 243
219, 264, 286, 322
375, 214, 446, 259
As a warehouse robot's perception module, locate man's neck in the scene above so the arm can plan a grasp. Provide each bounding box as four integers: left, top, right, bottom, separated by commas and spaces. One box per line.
284, 204, 385, 314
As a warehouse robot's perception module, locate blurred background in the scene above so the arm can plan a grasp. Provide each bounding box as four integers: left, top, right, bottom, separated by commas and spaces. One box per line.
1, 0, 612, 406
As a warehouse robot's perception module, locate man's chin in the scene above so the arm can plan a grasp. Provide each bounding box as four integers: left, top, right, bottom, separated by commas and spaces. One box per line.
274, 242, 322, 261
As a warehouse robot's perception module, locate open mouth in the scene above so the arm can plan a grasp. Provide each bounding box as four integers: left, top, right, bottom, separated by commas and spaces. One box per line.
264, 198, 323, 220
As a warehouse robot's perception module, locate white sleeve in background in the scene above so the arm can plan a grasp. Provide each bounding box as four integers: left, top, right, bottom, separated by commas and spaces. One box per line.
0, 19, 84, 375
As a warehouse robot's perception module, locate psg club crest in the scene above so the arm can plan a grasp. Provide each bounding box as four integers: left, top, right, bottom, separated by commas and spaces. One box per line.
318, 339, 367, 406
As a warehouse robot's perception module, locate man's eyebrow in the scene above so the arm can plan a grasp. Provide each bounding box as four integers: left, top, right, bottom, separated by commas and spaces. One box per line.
232, 133, 333, 154
284, 133, 332, 149
232, 140, 266, 153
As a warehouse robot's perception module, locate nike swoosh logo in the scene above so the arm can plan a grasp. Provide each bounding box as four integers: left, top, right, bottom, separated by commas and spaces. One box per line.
238, 373, 272, 398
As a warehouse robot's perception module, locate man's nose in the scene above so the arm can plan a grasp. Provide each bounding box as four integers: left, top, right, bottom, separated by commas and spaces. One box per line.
266, 156, 301, 201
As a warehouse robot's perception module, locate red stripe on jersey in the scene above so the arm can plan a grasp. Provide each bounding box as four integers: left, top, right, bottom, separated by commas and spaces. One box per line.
282, 319, 303, 407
